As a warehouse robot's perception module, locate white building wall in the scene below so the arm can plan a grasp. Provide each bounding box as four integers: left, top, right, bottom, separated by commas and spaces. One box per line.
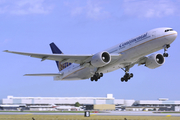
137, 100, 180, 105
107, 94, 113, 98
95, 100, 106, 104
124, 100, 135, 106
114, 99, 124, 105
77, 100, 94, 104
33, 99, 61, 104
175, 106, 180, 111
21, 99, 33, 104
60, 100, 78, 104
174, 101, 180, 104
2, 99, 13, 104
138, 100, 163, 104
50, 100, 61, 104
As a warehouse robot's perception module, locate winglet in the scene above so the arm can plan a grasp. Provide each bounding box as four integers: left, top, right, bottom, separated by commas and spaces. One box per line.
3, 50, 9, 52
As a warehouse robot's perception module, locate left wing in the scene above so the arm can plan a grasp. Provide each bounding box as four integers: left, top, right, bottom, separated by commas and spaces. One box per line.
4, 50, 121, 65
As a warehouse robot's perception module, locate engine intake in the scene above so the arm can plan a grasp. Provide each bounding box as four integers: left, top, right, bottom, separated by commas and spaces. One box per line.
145, 54, 165, 69
91, 51, 111, 67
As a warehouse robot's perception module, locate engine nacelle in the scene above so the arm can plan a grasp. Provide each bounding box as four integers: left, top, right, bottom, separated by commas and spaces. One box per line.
145, 54, 165, 69
91, 51, 111, 67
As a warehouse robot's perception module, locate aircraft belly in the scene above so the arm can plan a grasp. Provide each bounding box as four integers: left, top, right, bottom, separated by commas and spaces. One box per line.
98, 63, 124, 73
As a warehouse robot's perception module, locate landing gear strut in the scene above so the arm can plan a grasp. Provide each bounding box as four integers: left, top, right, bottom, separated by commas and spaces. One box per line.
121, 67, 133, 82
163, 44, 170, 57
90, 73, 103, 82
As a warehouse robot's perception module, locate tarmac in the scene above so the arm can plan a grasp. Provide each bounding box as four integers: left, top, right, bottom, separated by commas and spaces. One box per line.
0, 111, 180, 116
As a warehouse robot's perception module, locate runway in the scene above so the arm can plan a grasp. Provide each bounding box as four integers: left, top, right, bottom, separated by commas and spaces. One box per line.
0, 111, 180, 116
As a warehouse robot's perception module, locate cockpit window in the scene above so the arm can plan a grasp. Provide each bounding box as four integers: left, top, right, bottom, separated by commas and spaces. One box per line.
165, 29, 173, 32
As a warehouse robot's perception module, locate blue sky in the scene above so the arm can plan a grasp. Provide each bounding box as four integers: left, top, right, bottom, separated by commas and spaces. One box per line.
1, 0, 180, 100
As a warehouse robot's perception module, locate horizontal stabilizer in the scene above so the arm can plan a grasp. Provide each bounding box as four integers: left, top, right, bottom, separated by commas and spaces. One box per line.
24, 73, 63, 76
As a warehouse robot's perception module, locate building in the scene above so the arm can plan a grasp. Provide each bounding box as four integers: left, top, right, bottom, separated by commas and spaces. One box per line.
131, 98, 180, 111
0, 95, 180, 111
0, 94, 123, 111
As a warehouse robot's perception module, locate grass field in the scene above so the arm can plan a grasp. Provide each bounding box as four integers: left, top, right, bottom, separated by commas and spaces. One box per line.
0, 115, 180, 120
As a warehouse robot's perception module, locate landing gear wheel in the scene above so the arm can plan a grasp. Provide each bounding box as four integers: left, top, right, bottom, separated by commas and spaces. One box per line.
100, 73, 103, 77
90, 77, 94, 81
124, 73, 129, 79
166, 44, 170, 49
121, 72, 134, 82
130, 73, 133, 78
163, 53, 168, 57
90, 73, 103, 82
121, 77, 124, 82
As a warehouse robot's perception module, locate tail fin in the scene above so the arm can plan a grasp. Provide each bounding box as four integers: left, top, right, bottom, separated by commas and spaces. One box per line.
50, 42, 72, 71
50, 42, 63, 54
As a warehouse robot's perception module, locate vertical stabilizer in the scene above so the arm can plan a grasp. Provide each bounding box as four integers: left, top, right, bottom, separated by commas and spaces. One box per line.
50, 42, 63, 54
50, 42, 71, 71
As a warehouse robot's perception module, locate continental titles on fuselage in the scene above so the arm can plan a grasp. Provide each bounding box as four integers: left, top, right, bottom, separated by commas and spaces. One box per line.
119, 33, 150, 48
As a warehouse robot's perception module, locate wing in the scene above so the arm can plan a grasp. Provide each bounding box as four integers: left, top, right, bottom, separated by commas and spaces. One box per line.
4, 50, 121, 65
119, 56, 148, 71
137, 56, 147, 66
24, 73, 63, 76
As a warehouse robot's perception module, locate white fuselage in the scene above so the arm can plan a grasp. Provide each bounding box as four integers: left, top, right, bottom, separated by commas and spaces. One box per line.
54, 28, 177, 80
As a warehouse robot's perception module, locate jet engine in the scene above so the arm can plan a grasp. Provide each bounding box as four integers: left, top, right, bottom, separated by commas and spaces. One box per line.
145, 54, 165, 69
91, 51, 111, 67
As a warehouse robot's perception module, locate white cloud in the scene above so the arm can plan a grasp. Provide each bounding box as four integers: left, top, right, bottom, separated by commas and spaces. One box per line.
86, 0, 110, 20
0, 39, 10, 46
65, 0, 110, 20
123, 0, 178, 18
0, 0, 54, 15
71, 6, 84, 16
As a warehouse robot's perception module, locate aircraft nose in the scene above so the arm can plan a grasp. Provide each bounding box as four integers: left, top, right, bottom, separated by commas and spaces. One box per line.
168, 30, 178, 42
173, 30, 178, 38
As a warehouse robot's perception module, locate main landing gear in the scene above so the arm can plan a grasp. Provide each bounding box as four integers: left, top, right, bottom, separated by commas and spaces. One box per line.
121, 67, 133, 82
163, 44, 170, 57
90, 73, 103, 82
121, 73, 133, 82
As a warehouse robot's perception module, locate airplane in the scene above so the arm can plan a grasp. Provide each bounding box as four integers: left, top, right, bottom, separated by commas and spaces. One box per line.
4, 27, 177, 82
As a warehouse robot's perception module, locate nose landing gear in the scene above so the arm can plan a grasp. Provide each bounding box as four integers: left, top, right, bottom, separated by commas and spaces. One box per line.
163, 44, 170, 57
